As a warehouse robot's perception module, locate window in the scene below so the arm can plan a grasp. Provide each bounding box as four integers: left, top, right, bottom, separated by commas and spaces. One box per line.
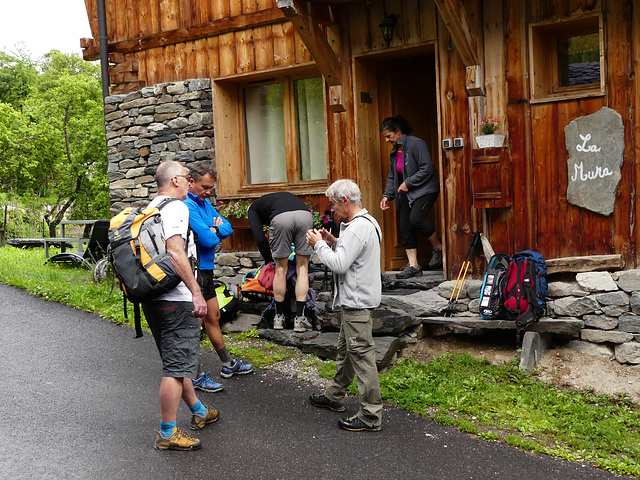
243, 76, 327, 185
557, 32, 600, 88
529, 14, 604, 102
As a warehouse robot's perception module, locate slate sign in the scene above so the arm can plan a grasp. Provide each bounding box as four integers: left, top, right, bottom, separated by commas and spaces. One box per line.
565, 107, 624, 216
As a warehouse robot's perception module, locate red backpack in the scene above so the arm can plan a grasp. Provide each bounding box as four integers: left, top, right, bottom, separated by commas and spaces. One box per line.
501, 251, 547, 327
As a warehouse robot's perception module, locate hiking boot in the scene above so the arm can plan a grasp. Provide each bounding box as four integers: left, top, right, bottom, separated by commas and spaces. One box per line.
338, 415, 381, 432
396, 265, 422, 279
155, 427, 202, 450
192, 372, 224, 393
220, 359, 254, 379
293, 316, 312, 333
190, 404, 219, 430
309, 393, 345, 412
273, 314, 285, 330
428, 248, 443, 269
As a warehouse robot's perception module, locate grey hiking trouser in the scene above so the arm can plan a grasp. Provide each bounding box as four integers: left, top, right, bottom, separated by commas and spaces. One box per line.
324, 307, 382, 427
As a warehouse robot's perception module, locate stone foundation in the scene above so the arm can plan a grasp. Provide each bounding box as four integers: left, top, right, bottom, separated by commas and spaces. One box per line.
217, 251, 640, 367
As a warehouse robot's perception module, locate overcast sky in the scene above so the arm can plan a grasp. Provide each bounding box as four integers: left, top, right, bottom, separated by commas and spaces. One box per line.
0, 0, 92, 60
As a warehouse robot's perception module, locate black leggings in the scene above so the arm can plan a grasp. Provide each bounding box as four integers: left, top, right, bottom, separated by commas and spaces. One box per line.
398, 192, 439, 249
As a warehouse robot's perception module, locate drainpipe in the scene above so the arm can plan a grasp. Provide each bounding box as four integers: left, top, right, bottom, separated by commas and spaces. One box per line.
97, 0, 110, 99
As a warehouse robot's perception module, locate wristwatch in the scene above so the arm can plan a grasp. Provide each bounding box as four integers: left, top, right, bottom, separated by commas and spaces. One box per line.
212, 226, 219, 234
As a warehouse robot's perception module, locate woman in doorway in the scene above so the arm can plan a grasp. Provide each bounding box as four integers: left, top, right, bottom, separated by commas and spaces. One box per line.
379, 115, 443, 278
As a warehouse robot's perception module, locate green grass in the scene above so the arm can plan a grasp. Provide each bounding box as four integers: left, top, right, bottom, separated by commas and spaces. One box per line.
0, 246, 133, 328
1, 245, 640, 476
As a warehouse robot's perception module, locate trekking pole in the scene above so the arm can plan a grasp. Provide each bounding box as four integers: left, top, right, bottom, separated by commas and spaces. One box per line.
443, 232, 481, 317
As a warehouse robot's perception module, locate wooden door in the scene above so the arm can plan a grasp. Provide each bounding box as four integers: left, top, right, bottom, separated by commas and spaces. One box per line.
377, 54, 440, 271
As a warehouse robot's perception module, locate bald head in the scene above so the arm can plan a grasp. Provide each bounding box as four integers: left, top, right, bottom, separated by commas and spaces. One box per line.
155, 160, 189, 199
156, 161, 184, 189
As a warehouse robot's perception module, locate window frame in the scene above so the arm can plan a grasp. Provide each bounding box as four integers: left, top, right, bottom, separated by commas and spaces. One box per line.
528, 13, 605, 104
238, 73, 329, 192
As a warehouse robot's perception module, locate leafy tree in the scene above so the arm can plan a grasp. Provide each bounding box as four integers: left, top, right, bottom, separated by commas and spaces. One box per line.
0, 49, 108, 237
0, 48, 38, 109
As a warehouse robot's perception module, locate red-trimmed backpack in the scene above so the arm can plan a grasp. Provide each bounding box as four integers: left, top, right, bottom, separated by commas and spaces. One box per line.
502, 250, 548, 327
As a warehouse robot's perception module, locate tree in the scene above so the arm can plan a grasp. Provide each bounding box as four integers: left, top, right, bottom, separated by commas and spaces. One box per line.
0, 49, 109, 237
0, 48, 38, 109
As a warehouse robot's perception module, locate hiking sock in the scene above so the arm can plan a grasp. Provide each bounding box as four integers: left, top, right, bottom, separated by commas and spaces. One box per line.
275, 301, 285, 315
216, 346, 233, 364
189, 400, 207, 417
160, 421, 176, 438
296, 301, 305, 317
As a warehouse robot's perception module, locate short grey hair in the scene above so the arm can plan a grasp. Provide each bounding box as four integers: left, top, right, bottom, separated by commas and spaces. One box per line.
155, 160, 184, 188
325, 179, 362, 206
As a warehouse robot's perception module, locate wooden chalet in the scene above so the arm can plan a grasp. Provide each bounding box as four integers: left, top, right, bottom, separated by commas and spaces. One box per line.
81, 0, 640, 277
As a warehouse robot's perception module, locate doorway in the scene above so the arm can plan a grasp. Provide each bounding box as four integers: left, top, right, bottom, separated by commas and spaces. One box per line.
376, 52, 441, 271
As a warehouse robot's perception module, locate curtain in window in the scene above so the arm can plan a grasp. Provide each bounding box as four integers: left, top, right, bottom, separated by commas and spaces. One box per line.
295, 77, 327, 180
244, 84, 286, 184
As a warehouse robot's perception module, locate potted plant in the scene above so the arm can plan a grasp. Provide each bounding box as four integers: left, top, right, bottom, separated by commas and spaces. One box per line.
475, 117, 506, 148
215, 199, 252, 220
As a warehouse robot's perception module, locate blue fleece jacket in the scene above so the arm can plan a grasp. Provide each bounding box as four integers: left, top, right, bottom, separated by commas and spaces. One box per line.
184, 192, 232, 270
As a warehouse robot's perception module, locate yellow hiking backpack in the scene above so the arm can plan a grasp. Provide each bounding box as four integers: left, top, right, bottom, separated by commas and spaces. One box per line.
108, 198, 187, 337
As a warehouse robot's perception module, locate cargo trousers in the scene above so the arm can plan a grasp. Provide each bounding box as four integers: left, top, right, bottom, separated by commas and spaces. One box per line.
324, 307, 382, 427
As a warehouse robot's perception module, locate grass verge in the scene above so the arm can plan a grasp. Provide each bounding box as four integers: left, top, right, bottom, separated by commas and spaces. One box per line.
1, 246, 639, 476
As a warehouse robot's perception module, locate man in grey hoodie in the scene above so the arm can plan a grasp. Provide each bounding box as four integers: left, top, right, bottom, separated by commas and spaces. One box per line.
306, 179, 383, 432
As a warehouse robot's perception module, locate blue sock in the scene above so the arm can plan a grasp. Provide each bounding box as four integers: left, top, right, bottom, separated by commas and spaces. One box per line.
160, 421, 176, 438
189, 400, 207, 417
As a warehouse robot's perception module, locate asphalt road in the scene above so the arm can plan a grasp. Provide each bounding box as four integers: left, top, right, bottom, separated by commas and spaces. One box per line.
0, 283, 625, 480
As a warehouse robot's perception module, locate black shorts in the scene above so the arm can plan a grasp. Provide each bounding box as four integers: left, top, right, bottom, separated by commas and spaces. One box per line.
141, 301, 200, 378
197, 269, 217, 301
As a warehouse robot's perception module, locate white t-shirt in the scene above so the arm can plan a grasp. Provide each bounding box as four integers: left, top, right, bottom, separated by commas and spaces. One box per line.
148, 195, 194, 302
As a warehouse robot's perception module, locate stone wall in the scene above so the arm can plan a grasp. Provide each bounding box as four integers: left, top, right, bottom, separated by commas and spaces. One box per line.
410, 270, 640, 365
104, 78, 214, 214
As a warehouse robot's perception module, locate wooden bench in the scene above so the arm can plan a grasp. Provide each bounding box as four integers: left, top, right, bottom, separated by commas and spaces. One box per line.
421, 316, 584, 338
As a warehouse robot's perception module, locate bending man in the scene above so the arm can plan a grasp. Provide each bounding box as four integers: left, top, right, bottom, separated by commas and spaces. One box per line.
248, 192, 313, 332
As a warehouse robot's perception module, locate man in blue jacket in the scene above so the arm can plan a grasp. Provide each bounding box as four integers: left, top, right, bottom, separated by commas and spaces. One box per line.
185, 162, 253, 392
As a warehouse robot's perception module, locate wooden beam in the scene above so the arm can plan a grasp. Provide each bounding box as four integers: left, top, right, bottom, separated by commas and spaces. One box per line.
545, 254, 625, 274
465, 64, 484, 96
432, 0, 480, 67
82, 7, 286, 61
277, 0, 342, 86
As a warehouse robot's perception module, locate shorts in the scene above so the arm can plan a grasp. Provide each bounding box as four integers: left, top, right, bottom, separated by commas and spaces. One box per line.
269, 210, 314, 259
141, 301, 200, 378
197, 269, 216, 301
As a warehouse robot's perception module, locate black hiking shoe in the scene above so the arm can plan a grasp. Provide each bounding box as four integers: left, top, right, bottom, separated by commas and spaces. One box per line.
309, 393, 345, 412
428, 249, 443, 269
396, 265, 422, 279
338, 415, 381, 432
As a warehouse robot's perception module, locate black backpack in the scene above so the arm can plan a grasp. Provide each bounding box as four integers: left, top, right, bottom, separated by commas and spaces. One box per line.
502, 250, 548, 327
479, 253, 510, 320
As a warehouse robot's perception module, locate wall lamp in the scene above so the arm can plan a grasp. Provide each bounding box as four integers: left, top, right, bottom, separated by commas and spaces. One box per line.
379, 14, 397, 47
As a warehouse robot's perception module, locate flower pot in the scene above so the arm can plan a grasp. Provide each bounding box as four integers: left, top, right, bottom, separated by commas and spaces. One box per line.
475, 134, 505, 148
221, 217, 255, 251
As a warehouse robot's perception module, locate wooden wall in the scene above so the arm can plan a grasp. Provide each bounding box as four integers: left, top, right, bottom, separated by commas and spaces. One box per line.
484, 0, 637, 267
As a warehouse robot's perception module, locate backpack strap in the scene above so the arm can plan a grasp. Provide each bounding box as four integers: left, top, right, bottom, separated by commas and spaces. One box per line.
355, 214, 381, 242
133, 302, 143, 338
156, 196, 199, 271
